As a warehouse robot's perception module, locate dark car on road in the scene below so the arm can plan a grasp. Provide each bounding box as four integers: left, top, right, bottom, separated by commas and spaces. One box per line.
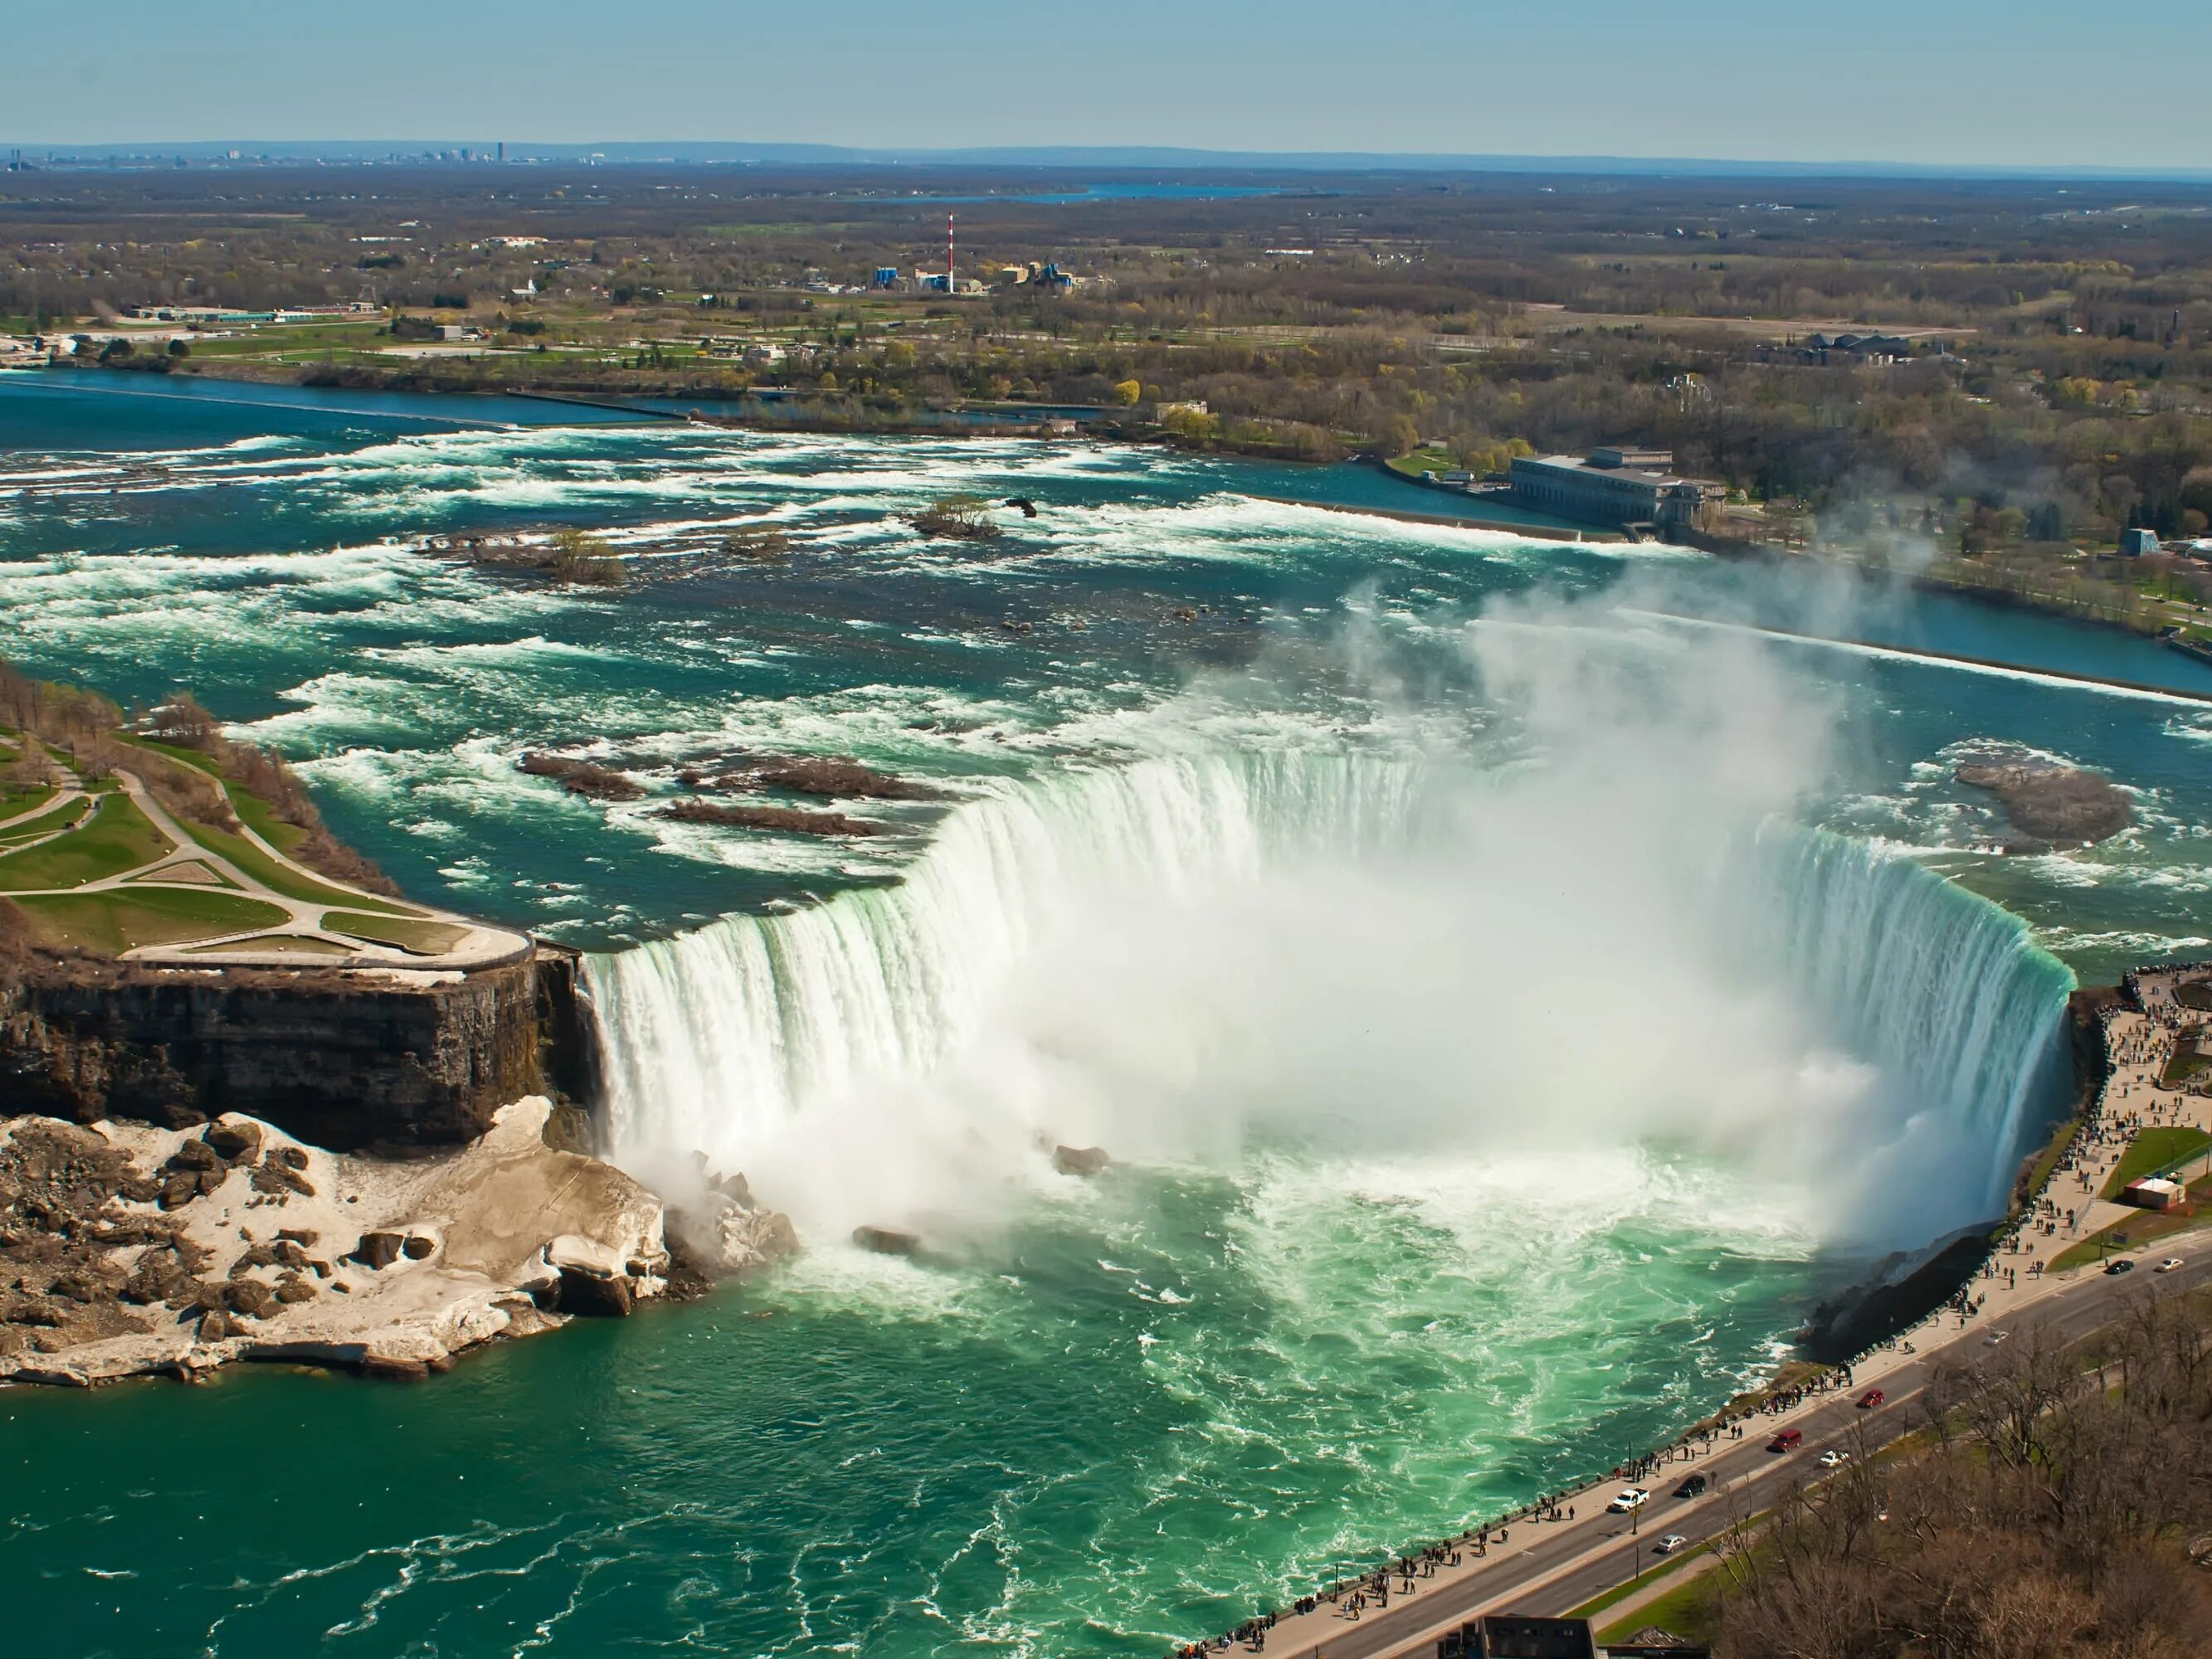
2105, 1258, 2136, 1276
1767, 1429, 1802, 1452
1674, 1473, 1708, 1498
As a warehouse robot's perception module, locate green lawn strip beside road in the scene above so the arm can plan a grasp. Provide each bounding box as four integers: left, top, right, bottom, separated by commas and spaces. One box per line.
2098, 1126, 2212, 1199
6, 889, 290, 955
0, 793, 171, 890
1593, 1559, 1726, 1647
2052, 1179, 2212, 1272
322, 911, 470, 956
1566, 1537, 1715, 1623
173, 815, 419, 917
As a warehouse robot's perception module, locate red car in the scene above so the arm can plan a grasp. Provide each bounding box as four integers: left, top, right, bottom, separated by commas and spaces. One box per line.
1857, 1389, 1884, 1409
1767, 1428, 1803, 1452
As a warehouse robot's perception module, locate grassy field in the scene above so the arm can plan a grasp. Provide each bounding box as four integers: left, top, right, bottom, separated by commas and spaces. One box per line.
175, 815, 417, 915
0, 779, 56, 820
6, 888, 290, 954
2099, 1126, 2212, 1199
2164, 1036, 2211, 1086
0, 796, 92, 847
2052, 1179, 2212, 1272
1566, 1537, 1715, 1623
1385, 445, 1459, 478
1594, 1554, 1726, 1647
0, 794, 172, 890
323, 910, 469, 955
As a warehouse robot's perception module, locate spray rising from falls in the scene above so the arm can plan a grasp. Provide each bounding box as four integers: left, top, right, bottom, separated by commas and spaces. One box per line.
584, 747, 2073, 1252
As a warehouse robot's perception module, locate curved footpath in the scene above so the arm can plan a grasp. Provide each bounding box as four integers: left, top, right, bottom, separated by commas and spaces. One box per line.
2, 768, 530, 971
1191, 965, 2212, 1659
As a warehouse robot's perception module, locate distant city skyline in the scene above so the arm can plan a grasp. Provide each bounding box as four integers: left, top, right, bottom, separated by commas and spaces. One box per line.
16, 0, 2212, 173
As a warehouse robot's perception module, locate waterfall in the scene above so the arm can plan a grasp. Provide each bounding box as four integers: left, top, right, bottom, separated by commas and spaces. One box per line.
583, 751, 1424, 1162
582, 750, 2074, 1244
1734, 825, 2076, 1223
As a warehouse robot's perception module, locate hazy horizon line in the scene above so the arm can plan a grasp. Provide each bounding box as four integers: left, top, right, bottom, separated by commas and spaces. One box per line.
6, 139, 2211, 184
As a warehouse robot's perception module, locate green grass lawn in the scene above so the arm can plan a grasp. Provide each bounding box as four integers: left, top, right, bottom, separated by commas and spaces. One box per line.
0, 794, 172, 890
0, 779, 57, 820
2164, 1039, 2211, 1087
1567, 1537, 1715, 1623
2100, 1126, 2212, 1199
0, 796, 92, 847
1594, 1554, 1727, 1647
323, 910, 470, 955
2053, 1178, 2212, 1272
113, 732, 223, 777
175, 814, 417, 916
222, 784, 309, 855
1385, 445, 1459, 478
6, 888, 290, 954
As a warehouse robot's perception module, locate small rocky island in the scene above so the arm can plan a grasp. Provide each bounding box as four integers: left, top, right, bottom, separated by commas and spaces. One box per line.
0, 663, 793, 1386
1956, 758, 2133, 852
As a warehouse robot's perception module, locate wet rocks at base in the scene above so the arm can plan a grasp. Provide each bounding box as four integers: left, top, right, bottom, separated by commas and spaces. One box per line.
0, 1096, 795, 1387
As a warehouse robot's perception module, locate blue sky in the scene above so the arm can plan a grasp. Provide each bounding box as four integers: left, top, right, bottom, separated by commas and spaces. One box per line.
16, 0, 2211, 170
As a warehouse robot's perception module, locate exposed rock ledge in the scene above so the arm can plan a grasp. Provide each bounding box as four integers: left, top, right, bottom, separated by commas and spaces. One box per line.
1956, 761, 2133, 852
0, 1097, 791, 1387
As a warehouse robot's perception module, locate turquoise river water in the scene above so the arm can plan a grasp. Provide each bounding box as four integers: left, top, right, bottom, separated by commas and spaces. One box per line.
2, 372, 2210, 1657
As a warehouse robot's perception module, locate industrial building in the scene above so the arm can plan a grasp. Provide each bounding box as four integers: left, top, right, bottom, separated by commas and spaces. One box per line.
1508, 447, 1722, 537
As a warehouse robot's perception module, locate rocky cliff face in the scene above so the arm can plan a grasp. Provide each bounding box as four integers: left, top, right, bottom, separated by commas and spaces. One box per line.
0, 950, 597, 1151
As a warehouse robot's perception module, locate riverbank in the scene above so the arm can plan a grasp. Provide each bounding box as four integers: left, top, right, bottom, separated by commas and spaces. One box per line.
1188, 958, 2212, 1659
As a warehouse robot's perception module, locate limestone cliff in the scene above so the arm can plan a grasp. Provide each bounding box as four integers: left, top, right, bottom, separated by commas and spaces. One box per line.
0, 946, 597, 1151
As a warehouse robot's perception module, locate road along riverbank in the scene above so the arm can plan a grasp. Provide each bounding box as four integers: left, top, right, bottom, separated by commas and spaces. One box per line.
1167, 959, 2212, 1659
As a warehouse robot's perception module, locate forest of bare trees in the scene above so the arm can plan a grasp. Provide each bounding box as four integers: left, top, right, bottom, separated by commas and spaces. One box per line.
1703, 1289, 2212, 1659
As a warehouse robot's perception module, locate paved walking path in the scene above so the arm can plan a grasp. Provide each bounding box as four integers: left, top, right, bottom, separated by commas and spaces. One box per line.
0, 768, 530, 971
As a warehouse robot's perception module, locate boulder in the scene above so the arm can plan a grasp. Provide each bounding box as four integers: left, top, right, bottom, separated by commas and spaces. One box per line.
157, 1175, 197, 1211
1052, 1145, 1111, 1176
274, 1275, 318, 1305
252, 1159, 315, 1199
853, 1226, 922, 1258
197, 1309, 239, 1342
668, 1194, 798, 1277
221, 1279, 277, 1319
203, 1121, 264, 1164
351, 1231, 406, 1270
402, 1235, 436, 1262
170, 1139, 222, 1174
547, 1235, 636, 1316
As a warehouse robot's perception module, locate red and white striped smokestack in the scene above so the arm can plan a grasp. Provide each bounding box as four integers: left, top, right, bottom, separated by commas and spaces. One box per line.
947, 212, 955, 293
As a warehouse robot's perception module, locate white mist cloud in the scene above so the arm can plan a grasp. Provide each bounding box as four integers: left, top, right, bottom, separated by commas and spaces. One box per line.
602, 576, 2053, 1257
